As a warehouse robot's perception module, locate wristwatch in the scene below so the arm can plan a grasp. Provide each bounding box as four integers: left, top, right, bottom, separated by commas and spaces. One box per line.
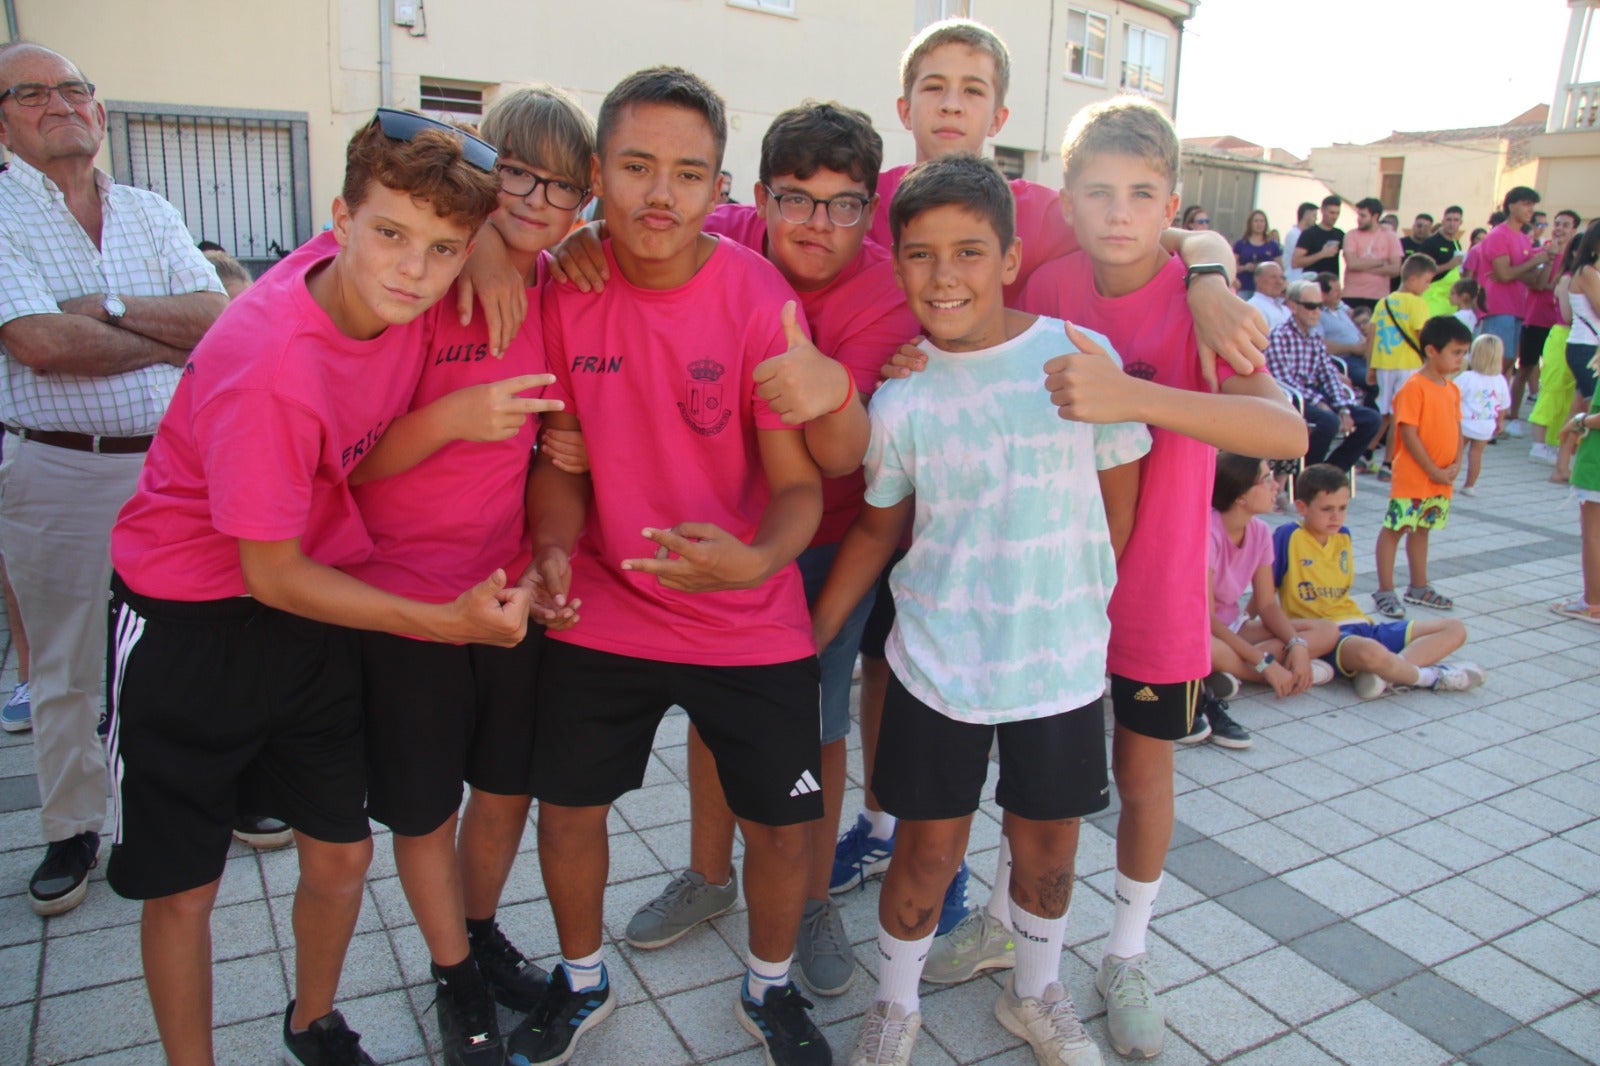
1285, 637, 1309, 654
1185, 263, 1229, 288
1253, 652, 1275, 673
103, 294, 126, 324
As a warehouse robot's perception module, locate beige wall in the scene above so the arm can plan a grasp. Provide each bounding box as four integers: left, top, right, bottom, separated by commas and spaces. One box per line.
1308, 139, 1551, 231
5, 0, 1183, 227
1531, 129, 1600, 221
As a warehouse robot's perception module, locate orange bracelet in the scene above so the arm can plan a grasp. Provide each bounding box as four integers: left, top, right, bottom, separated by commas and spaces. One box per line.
829, 373, 856, 415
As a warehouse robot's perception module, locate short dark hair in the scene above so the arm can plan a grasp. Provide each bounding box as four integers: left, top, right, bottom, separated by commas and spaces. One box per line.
1414, 212, 1434, 225
1503, 186, 1540, 211
1488, 212, 1507, 227
1401, 253, 1437, 280
1557, 208, 1582, 228
1297, 201, 1318, 220
1321, 194, 1342, 209
1450, 277, 1479, 300
1315, 271, 1338, 295
1443, 205, 1463, 217
889, 154, 1014, 250
758, 101, 883, 196
596, 66, 727, 169
1356, 196, 1384, 216
1420, 314, 1472, 353
1294, 463, 1348, 503
1212, 453, 1265, 511
341, 116, 500, 231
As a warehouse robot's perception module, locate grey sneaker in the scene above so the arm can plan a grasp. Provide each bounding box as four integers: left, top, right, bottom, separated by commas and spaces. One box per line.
994, 977, 1102, 1066
624, 869, 738, 949
1432, 661, 1486, 692
848, 1000, 921, 1066
796, 897, 855, 996
1352, 670, 1389, 700
922, 908, 1015, 985
1096, 953, 1163, 1059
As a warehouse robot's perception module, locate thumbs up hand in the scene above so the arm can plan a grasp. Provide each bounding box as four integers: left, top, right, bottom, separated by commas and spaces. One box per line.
753, 301, 853, 425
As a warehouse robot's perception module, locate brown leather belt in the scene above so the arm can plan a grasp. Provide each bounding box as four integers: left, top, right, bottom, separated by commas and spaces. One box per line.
2, 424, 154, 454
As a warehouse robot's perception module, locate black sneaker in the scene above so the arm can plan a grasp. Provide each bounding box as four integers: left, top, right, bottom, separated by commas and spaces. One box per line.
29, 831, 99, 916
282, 1001, 377, 1065
735, 981, 831, 1066
1203, 696, 1252, 750
468, 919, 549, 1011
433, 961, 503, 1066
1175, 712, 1211, 746
506, 964, 613, 1066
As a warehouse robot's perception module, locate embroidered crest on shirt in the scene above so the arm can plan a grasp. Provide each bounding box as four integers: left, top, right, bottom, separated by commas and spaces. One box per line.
678, 358, 731, 436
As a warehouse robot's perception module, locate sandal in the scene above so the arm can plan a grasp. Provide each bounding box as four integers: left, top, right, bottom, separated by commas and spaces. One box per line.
1404, 585, 1454, 610
1371, 589, 1406, 618
1550, 600, 1600, 624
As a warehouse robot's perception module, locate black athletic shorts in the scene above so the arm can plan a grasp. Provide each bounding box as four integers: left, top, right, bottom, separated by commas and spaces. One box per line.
1519, 324, 1551, 370
858, 548, 908, 660
1108, 673, 1202, 742
361, 628, 542, 836
872, 670, 1110, 822
531, 641, 822, 826
104, 574, 369, 900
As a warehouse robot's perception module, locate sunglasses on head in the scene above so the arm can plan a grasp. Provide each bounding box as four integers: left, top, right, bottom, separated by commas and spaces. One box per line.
373, 108, 498, 174
1297, 301, 1323, 310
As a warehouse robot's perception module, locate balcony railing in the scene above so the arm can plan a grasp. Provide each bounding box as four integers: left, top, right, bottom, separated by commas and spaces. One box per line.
1556, 81, 1600, 131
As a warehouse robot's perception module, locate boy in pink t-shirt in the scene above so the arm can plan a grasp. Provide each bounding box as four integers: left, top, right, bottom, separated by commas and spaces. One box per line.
106, 115, 518, 1066
1478, 187, 1554, 361
1013, 98, 1305, 1059
506, 69, 830, 1066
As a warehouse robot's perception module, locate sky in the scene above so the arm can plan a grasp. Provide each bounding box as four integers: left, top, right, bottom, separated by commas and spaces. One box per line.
1175, 0, 1580, 157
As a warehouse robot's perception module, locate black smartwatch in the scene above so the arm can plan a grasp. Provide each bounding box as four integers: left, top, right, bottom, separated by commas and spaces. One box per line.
1184, 263, 1229, 288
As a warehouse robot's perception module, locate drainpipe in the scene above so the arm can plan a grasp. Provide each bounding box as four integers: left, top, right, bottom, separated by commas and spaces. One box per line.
5, 0, 19, 42
1171, 9, 1188, 123
378, 0, 393, 107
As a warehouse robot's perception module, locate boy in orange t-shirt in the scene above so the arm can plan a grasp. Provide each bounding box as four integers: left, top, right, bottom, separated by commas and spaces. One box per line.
1371, 315, 1473, 619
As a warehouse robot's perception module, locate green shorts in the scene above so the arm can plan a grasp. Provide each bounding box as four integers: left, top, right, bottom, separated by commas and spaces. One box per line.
1383, 495, 1451, 532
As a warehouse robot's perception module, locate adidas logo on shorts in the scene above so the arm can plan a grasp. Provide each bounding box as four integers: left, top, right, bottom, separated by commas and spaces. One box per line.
789, 771, 821, 797
1133, 685, 1160, 702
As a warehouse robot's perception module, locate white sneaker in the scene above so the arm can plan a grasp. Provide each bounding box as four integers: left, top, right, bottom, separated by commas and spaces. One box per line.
1530, 442, 1559, 464
1432, 662, 1486, 692
1310, 659, 1335, 686
1096, 953, 1164, 1060
1505, 419, 1528, 438
848, 1001, 920, 1066
1353, 671, 1389, 700
995, 978, 1103, 1066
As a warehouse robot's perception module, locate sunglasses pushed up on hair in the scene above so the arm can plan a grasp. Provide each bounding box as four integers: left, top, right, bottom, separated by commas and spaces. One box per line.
373, 107, 498, 175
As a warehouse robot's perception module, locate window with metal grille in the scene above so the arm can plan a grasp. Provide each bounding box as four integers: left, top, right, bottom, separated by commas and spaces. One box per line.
1065, 8, 1109, 82
106, 104, 312, 275
419, 81, 485, 122
994, 147, 1025, 180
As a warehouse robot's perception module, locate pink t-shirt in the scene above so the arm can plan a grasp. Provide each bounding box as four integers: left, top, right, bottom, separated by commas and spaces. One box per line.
1208, 510, 1272, 628
1524, 283, 1560, 328
542, 237, 814, 665
706, 204, 920, 545
346, 279, 546, 605
1020, 252, 1240, 683
112, 234, 437, 600
1479, 223, 1535, 318
870, 164, 1078, 304
1342, 227, 1403, 302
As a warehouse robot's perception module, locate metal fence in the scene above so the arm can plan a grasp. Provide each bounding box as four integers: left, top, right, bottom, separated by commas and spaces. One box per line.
106, 103, 313, 277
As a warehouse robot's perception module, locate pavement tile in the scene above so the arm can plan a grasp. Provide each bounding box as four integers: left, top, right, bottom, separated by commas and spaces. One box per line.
1253, 720, 1345, 758
1271, 804, 1378, 855
1371, 971, 1518, 1055
1213, 821, 1324, 876
1154, 900, 1275, 970
1438, 804, 1551, 852
1288, 922, 1421, 994
1371, 774, 1473, 820
1323, 788, 1429, 836
1486, 786, 1592, 834
1437, 945, 1581, 1024
1301, 999, 1449, 1065
1214, 878, 1340, 943
1352, 898, 1479, 966
1531, 999, 1600, 1060
1259, 758, 1359, 804
0, 939, 39, 1009
1225, 1032, 1342, 1065
40, 920, 144, 996
1548, 896, 1600, 947
1159, 838, 1269, 897
1160, 787, 1257, 834
1462, 1025, 1593, 1065
918, 971, 1031, 1062
1389, 819, 1505, 872
1495, 919, 1600, 996
1220, 946, 1359, 1026
1338, 837, 1452, 894
34, 977, 159, 1062
1465, 855, 1589, 916
1211, 772, 1315, 819
1417, 760, 1517, 803
1280, 858, 1395, 917
1514, 835, 1600, 892
1160, 973, 1288, 1060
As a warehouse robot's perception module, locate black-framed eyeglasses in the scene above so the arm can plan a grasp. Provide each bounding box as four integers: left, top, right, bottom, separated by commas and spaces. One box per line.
0, 80, 96, 108
496, 164, 588, 210
373, 107, 497, 174
1297, 301, 1323, 310
764, 186, 869, 227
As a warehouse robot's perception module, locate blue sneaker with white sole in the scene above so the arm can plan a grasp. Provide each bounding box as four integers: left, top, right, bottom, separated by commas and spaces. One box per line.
829, 813, 895, 894
1, 682, 30, 733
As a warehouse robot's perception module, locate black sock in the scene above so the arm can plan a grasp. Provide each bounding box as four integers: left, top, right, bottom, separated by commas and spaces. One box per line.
465, 917, 496, 944
432, 955, 480, 986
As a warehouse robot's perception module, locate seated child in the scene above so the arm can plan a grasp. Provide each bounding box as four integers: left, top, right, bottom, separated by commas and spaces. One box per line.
811, 155, 1150, 1066
1273, 463, 1485, 700
1197, 453, 1340, 750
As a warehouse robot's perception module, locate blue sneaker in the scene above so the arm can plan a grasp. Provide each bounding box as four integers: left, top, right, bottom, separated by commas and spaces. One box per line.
829, 813, 895, 895
935, 860, 970, 936
1, 681, 30, 734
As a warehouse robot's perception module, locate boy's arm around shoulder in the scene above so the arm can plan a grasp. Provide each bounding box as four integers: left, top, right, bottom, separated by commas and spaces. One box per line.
621, 428, 822, 592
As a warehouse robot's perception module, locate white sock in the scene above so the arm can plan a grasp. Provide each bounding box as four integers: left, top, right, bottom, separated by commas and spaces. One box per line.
986, 834, 1013, 926
1414, 666, 1439, 688
875, 925, 934, 1014
560, 948, 606, 992
1010, 898, 1069, 1001
744, 951, 792, 1003
865, 808, 897, 839
1103, 870, 1161, 961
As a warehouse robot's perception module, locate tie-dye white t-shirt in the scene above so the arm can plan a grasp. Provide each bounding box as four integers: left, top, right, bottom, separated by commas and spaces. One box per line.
865, 316, 1152, 724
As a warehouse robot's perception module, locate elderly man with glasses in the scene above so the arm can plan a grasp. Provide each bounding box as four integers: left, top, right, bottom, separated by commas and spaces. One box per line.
0, 43, 226, 916
1265, 279, 1381, 471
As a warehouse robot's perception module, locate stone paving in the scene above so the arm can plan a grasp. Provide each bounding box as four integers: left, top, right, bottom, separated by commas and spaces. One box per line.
2, 437, 1598, 1065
